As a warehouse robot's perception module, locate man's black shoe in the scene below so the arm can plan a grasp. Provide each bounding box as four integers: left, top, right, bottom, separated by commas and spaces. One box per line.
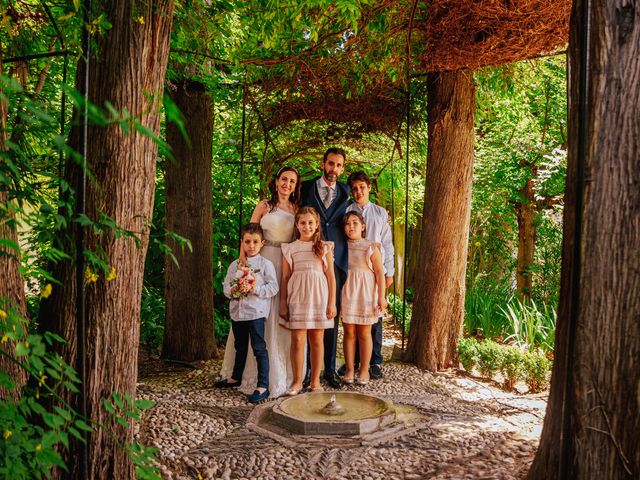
322, 370, 344, 389
302, 370, 311, 389
370, 364, 383, 380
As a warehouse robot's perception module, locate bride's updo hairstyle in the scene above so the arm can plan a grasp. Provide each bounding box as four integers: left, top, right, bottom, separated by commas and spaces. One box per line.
294, 207, 325, 258
266, 166, 301, 212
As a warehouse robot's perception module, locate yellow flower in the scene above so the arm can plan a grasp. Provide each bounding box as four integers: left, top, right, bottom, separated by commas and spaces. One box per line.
0, 309, 7, 319
35, 444, 42, 452
41, 283, 53, 299
106, 266, 117, 281
197, 474, 203, 480
1, 334, 7, 344
35, 389, 40, 399
3, 430, 11, 440
135, 15, 145, 24
474, 241, 481, 247
38, 372, 47, 387
85, 267, 99, 284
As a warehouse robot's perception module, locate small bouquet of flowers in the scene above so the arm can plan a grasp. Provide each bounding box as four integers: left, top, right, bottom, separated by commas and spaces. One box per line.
230, 261, 258, 299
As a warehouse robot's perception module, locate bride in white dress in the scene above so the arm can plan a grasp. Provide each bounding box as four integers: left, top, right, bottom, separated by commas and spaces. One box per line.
219, 166, 301, 398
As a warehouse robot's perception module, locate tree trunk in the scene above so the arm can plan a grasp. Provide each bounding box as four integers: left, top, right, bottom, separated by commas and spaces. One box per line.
162, 79, 217, 361
0, 46, 28, 399
405, 69, 475, 371
515, 176, 536, 301
528, 0, 640, 477
38, 2, 174, 478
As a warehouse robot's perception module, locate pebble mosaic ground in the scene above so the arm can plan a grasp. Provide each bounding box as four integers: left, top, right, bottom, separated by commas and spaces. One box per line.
137, 332, 546, 480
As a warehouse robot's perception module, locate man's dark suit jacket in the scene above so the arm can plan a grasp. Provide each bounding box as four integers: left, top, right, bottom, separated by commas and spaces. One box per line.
300, 177, 350, 276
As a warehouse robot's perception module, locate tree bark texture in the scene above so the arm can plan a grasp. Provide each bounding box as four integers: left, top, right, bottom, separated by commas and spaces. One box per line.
405, 69, 475, 371
37, 1, 174, 478
0, 47, 28, 399
515, 176, 536, 301
162, 80, 217, 361
528, 0, 640, 478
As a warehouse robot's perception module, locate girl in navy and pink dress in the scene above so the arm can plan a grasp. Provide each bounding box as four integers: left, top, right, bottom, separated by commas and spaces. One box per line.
279, 207, 336, 394
340, 211, 387, 385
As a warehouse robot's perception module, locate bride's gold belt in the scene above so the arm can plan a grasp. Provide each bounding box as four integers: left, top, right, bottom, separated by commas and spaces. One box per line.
264, 240, 285, 247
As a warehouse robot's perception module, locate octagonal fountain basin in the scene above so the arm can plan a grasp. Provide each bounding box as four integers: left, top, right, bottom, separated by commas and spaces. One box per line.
271, 391, 396, 435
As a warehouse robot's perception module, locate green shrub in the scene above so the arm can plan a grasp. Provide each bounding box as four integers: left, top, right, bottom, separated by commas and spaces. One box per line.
457, 337, 480, 372
386, 293, 412, 334
523, 350, 551, 392
140, 286, 165, 353
500, 346, 525, 390
477, 339, 504, 377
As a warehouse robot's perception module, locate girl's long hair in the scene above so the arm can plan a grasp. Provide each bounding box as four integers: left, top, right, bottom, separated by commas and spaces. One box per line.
343, 211, 367, 239
294, 206, 324, 258
266, 166, 302, 212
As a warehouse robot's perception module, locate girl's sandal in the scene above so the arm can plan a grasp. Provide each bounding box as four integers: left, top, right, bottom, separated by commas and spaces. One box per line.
343, 376, 355, 385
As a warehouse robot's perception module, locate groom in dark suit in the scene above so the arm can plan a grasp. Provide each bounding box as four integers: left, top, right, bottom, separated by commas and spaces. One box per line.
300, 147, 350, 389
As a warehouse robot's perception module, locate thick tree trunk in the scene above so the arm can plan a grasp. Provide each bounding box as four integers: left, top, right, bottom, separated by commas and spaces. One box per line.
38, 1, 174, 478
405, 69, 475, 371
162, 80, 217, 361
528, 0, 640, 478
515, 176, 536, 301
0, 48, 28, 399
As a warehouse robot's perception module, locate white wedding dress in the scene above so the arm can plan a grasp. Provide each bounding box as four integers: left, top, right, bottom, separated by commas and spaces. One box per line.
219, 207, 298, 398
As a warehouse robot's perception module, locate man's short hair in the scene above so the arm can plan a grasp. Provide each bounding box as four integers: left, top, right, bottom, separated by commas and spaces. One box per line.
347, 171, 372, 188
323, 147, 346, 163
241, 222, 264, 240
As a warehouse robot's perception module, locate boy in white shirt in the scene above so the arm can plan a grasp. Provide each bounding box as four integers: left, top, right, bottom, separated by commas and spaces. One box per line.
343, 171, 395, 379
216, 223, 278, 403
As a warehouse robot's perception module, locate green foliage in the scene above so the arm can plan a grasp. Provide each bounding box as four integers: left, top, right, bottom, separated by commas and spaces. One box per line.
522, 351, 551, 393
0, 302, 78, 478
476, 339, 504, 377
500, 345, 525, 390
214, 312, 232, 345
502, 299, 556, 353
140, 286, 165, 354
386, 293, 412, 334
464, 283, 512, 339
456, 337, 479, 372
457, 337, 551, 393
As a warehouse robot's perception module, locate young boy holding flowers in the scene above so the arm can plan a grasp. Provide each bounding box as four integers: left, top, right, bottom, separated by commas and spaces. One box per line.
216, 223, 278, 403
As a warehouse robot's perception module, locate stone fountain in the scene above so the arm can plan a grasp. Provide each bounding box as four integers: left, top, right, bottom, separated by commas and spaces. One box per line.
245, 390, 423, 445
270, 392, 396, 435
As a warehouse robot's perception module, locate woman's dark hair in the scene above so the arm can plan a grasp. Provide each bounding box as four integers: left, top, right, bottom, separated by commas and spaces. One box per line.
294, 206, 324, 258
266, 166, 301, 212
343, 211, 366, 238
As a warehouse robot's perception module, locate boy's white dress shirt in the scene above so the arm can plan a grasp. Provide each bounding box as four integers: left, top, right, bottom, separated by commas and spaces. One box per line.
223, 255, 278, 321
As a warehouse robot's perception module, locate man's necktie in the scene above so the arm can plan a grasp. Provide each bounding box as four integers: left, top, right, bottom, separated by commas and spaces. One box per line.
322, 186, 332, 209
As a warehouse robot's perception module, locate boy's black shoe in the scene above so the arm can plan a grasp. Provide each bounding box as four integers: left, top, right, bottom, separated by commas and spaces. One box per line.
248, 389, 270, 403
215, 378, 241, 389
370, 365, 383, 380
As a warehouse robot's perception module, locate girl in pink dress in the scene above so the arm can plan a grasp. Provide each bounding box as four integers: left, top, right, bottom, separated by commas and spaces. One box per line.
341, 211, 387, 385
279, 207, 336, 394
